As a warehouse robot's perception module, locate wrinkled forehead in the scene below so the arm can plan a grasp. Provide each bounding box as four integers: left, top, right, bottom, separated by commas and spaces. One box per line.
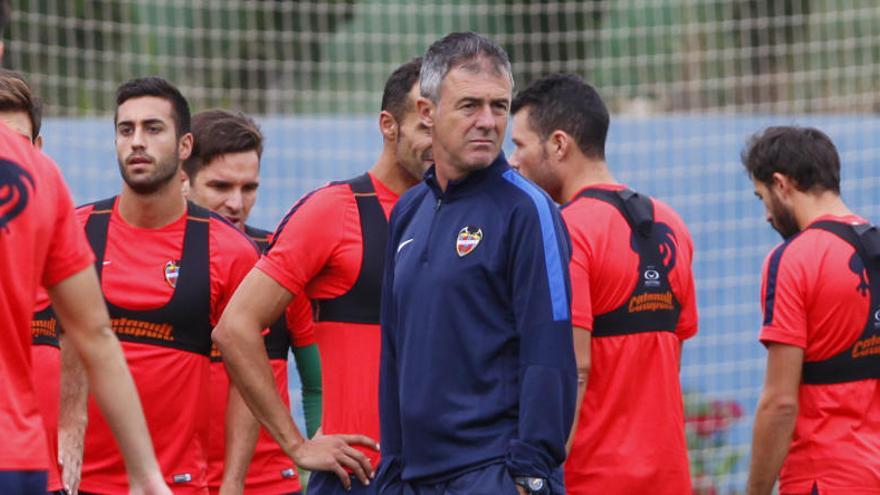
440, 64, 512, 100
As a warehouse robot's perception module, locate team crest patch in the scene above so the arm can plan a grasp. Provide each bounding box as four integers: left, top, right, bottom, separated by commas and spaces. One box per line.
164, 260, 180, 288
456, 226, 483, 257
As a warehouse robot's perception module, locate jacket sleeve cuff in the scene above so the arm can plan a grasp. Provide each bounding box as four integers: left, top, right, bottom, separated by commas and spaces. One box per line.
505, 440, 555, 479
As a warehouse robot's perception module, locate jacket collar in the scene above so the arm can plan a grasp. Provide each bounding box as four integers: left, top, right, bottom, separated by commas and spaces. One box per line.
424, 152, 509, 201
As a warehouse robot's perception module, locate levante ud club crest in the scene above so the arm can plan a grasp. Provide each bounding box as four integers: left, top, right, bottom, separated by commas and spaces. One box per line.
456, 226, 483, 257
164, 260, 180, 288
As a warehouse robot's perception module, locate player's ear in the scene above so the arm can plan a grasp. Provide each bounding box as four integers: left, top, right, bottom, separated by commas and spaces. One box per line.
770, 171, 796, 196
178, 132, 194, 162
33, 135, 43, 150
379, 110, 397, 142
550, 130, 570, 160
417, 96, 435, 129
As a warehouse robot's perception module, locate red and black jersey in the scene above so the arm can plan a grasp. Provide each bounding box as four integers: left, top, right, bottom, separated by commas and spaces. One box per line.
256, 172, 398, 469
31, 303, 64, 491
76, 196, 258, 495
759, 215, 880, 494
206, 225, 315, 495
563, 184, 697, 495
0, 123, 94, 472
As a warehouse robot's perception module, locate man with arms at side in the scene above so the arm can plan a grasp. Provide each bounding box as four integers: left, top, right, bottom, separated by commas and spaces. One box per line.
0, 68, 90, 495
0, 3, 169, 494
184, 109, 322, 495
742, 127, 880, 495
377, 33, 576, 495
509, 73, 698, 495
212, 57, 430, 494
71, 77, 261, 495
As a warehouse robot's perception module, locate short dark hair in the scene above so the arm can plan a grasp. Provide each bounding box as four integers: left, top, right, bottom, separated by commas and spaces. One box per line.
184, 109, 263, 179
380, 57, 422, 123
511, 73, 609, 160
115, 76, 191, 136
0, 0, 10, 39
741, 126, 841, 194
421, 32, 513, 102
0, 69, 42, 141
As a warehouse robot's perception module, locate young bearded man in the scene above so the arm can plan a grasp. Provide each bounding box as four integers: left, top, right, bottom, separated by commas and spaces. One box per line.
71, 77, 260, 495
743, 127, 880, 495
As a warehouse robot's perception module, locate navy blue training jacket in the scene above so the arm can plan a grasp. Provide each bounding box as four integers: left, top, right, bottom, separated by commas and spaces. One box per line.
378, 153, 577, 486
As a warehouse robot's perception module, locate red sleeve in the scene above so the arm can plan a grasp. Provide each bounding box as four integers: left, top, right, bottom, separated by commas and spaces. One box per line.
285, 293, 316, 347
255, 185, 351, 296
563, 210, 593, 332
672, 214, 698, 341
209, 219, 260, 326
759, 242, 809, 349
41, 159, 94, 288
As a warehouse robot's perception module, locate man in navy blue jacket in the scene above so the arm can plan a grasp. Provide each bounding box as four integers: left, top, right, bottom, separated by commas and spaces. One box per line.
377, 32, 577, 495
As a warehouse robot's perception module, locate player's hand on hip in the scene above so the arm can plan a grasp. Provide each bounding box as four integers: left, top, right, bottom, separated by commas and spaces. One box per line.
291, 432, 379, 489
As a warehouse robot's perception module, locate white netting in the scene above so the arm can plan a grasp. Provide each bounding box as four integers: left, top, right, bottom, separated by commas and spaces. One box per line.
6, 2, 880, 493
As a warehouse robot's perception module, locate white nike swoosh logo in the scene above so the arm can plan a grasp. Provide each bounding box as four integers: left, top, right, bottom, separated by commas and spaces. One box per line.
102, 261, 112, 265
397, 238, 415, 253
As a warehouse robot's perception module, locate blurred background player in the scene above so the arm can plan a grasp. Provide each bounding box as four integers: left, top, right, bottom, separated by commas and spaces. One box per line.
183, 108, 322, 495
0, 68, 89, 495
72, 77, 260, 495
213, 57, 430, 494
742, 127, 880, 495
0, 3, 170, 494
510, 73, 698, 495
378, 33, 575, 495
0, 69, 41, 145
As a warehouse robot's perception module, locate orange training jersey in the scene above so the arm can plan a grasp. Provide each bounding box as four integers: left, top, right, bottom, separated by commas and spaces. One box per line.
760, 215, 880, 495
77, 198, 259, 495
0, 124, 94, 472
562, 184, 697, 495
256, 172, 398, 469
206, 225, 315, 495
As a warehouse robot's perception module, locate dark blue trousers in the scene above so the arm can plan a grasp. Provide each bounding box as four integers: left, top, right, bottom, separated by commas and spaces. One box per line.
307, 470, 376, 494
402, 463, 540, 495
0, 470, 48, 495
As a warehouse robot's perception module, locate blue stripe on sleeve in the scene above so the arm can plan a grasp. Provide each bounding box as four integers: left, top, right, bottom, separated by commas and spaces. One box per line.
502, 170, 570, 321
763, 240, 794, 326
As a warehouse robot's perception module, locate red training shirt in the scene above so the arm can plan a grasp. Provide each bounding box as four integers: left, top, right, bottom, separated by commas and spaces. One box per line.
256, 172, 398, 469
0, 124, 93, 472
563, 184, 698, 495
759, 215, 880, 495
77, 198, 258, 495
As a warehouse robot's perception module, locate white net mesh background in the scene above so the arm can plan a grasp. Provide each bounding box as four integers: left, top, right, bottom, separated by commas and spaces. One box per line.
6, 2, 880, 493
